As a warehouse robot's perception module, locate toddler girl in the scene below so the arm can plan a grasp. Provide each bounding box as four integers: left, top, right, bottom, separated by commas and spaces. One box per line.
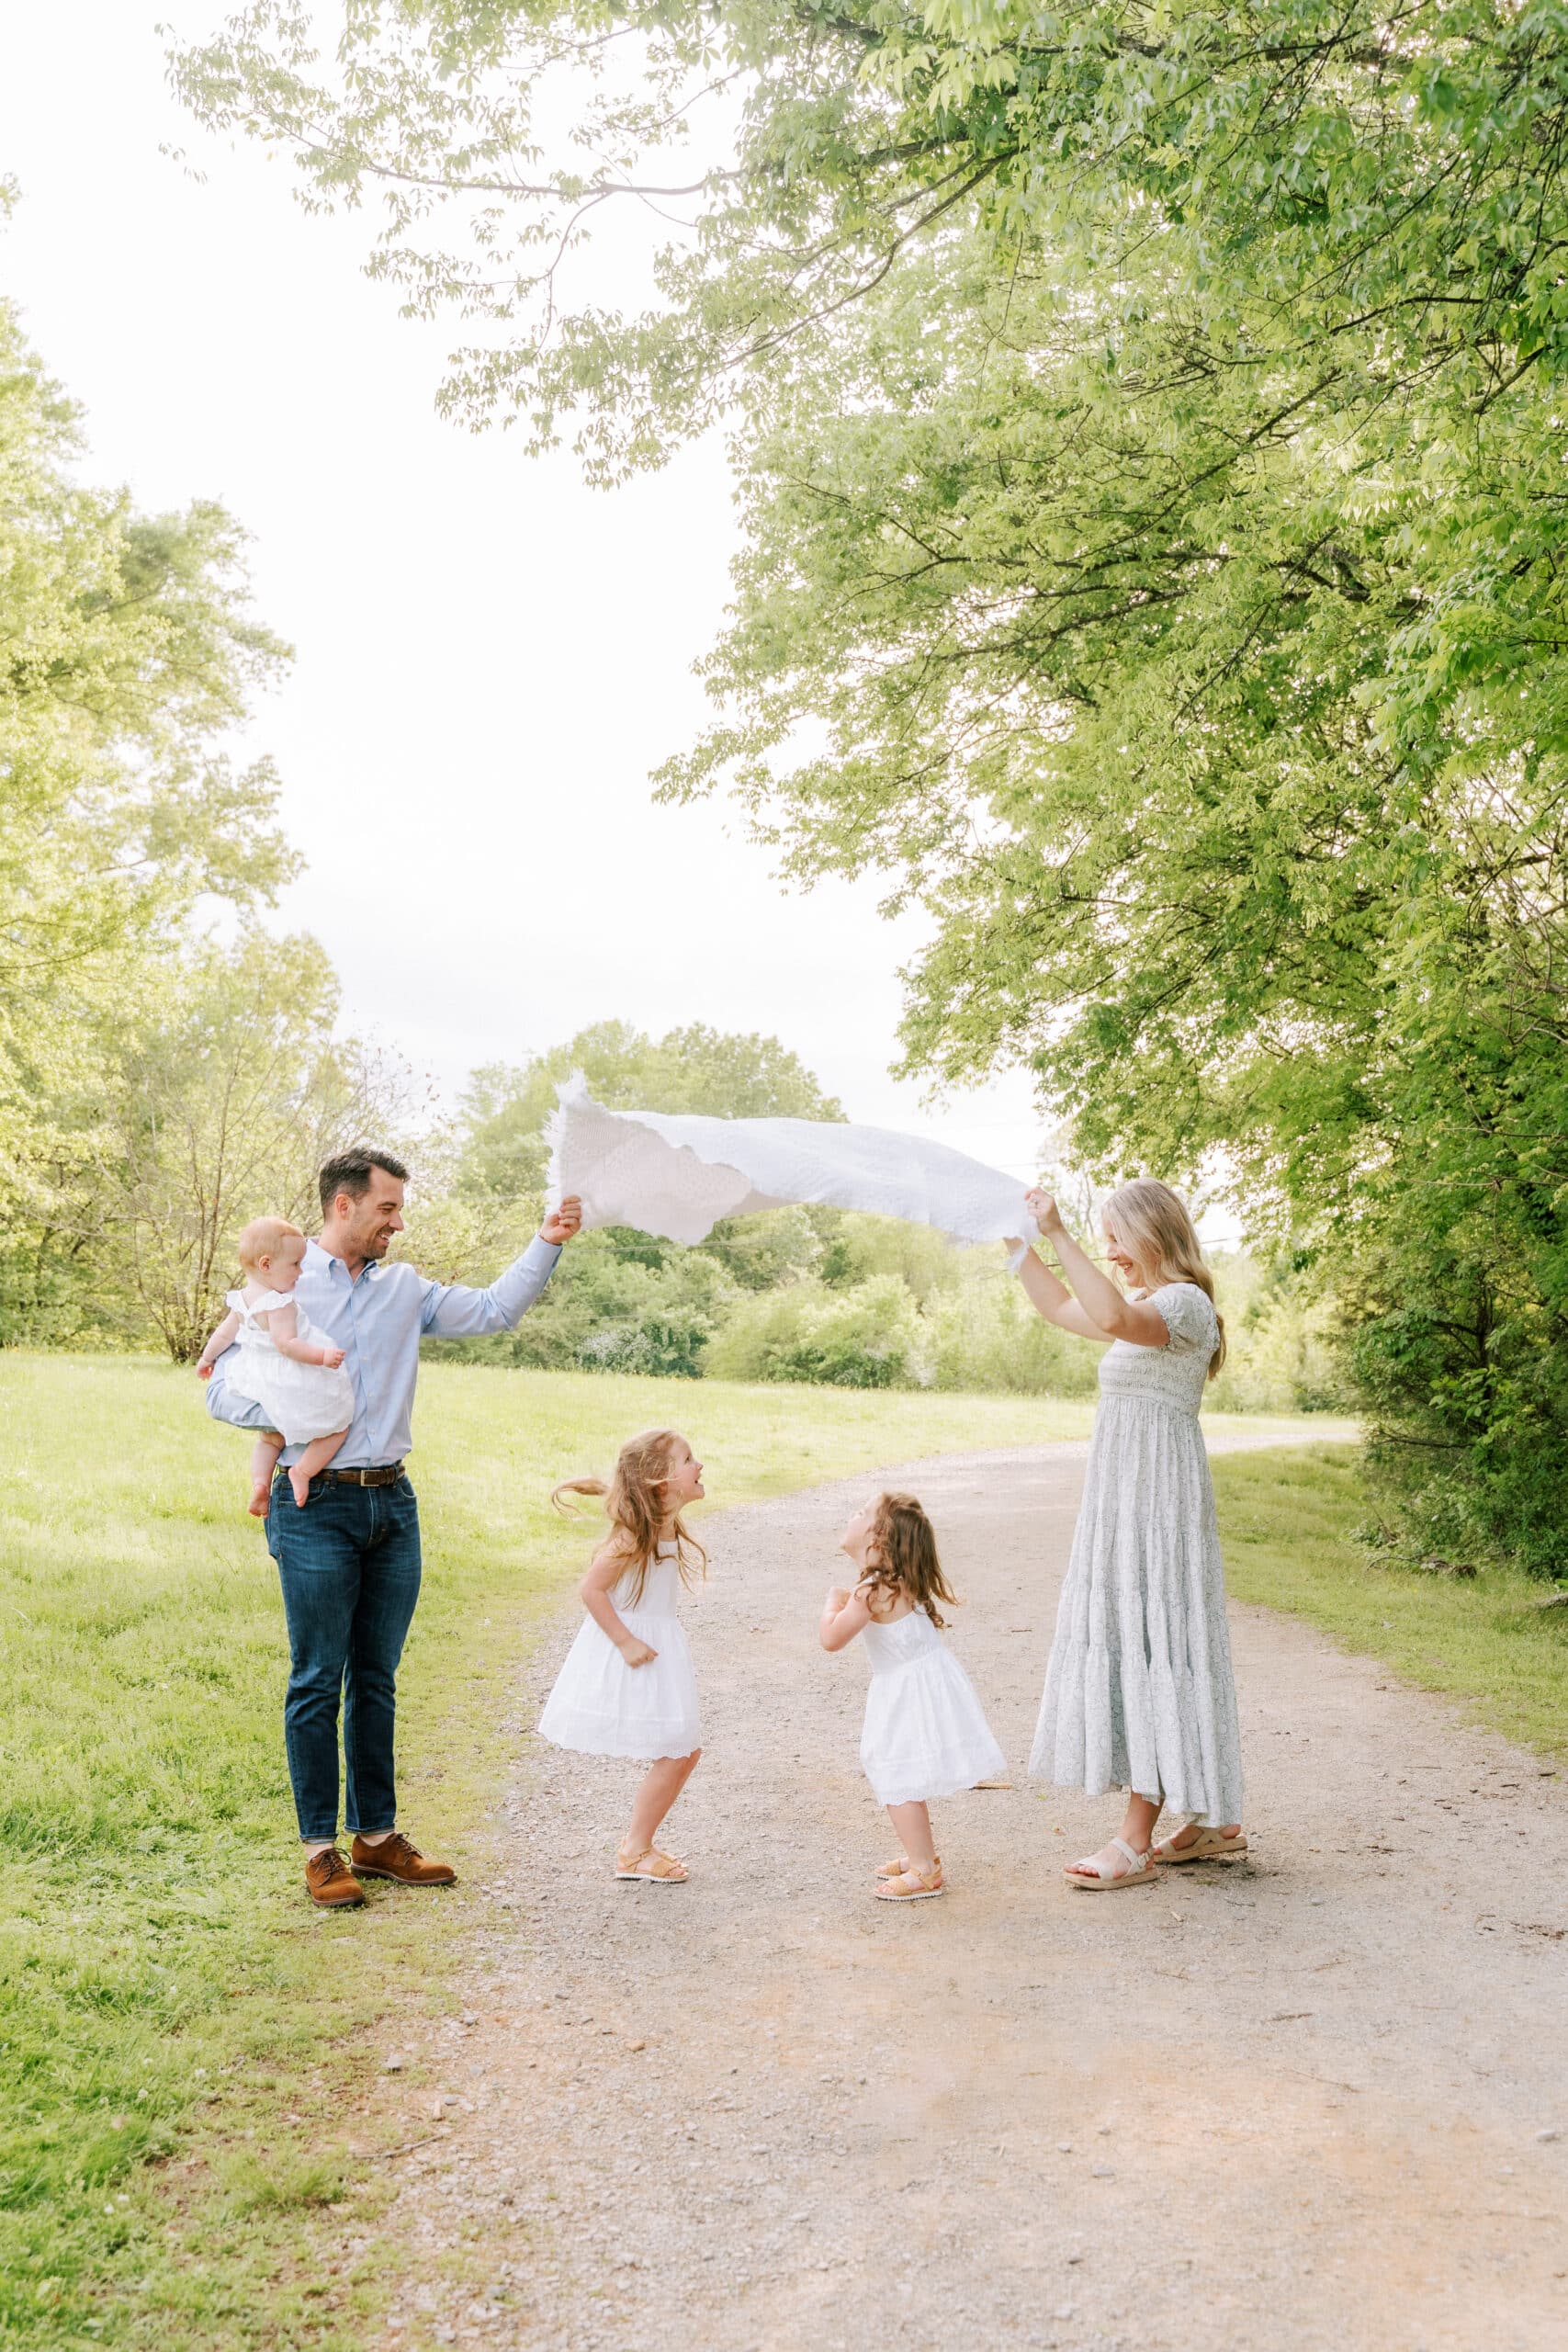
537, 1429, 706, 1884
820, 1490, 1006, 1902
196, 1217, 354, 1515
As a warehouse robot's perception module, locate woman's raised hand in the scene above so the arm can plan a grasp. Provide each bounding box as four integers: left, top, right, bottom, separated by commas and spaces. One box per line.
1025, 1187, 1066, 1236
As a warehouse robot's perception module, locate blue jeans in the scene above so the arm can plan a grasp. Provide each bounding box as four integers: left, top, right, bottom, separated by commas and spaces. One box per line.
265, 1474, 423, 1843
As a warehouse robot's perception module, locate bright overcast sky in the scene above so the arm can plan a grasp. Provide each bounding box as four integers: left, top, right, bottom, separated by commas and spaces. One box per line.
1, 6, 1054, 1182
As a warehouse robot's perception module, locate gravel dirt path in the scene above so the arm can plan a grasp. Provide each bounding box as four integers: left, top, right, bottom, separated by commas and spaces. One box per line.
368, 1438, 1568, 2352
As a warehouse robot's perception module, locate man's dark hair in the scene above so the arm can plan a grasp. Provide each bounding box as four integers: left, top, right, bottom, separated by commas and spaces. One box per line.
318, 1148, 411, 1220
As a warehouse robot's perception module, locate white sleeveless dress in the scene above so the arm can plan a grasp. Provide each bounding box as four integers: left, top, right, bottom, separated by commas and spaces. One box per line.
537, 1544, 702, 1761
859, 1610, 1006, 1807
220, 1288, 355, 1444
1030, 1281, 1244, 1826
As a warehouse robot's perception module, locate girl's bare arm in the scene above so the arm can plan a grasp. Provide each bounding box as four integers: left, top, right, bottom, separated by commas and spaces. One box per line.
267, 1301, 346, 1368
196, 1308, 241, 1375
581, 1548, 657, 1665
819, 1584, 873, 1653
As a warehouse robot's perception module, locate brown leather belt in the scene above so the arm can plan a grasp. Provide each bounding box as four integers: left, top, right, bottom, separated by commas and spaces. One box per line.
319, 1462, 406, 1487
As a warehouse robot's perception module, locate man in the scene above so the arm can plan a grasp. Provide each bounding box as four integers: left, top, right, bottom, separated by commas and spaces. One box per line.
205, 1148, 582, 1907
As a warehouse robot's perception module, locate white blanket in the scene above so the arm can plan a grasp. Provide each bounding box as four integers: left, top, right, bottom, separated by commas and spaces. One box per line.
546, 1075, 1039, 1250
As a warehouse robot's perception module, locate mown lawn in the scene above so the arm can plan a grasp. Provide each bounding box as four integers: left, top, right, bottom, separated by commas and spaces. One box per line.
1212, 1443, 1568, 1762
0, 1354, 1111, 2349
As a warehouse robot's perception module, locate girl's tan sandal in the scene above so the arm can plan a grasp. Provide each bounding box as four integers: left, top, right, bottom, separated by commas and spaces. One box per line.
1065, 1837, 1160, 1891
876, 1851, 942, 1880
874, 1861, 945, 1903
1152, 1826, 1248, 1865
615, 1845, 688, 1883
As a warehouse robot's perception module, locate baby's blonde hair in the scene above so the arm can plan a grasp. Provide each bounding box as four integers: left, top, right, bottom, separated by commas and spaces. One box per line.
551, 1427, 706, 1607
1101, 1179, 1227, 1379
236, 1216, 305, 1272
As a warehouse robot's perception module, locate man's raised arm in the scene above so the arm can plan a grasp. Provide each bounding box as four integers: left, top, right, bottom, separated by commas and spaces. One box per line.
419, 1196, 583, 1340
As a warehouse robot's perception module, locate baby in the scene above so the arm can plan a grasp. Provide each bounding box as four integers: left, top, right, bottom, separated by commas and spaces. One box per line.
196, 1218, 355, 1514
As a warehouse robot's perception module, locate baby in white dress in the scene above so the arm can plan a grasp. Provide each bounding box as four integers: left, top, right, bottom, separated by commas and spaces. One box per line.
537, 1428, 706, 1884
196, 1217, 354, 1514
820, 1490, 1006, 1902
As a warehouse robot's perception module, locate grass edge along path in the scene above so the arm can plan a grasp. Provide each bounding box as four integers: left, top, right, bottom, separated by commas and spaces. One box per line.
4, 1354, 1125, 2352
1212, 1443, 1568, 1763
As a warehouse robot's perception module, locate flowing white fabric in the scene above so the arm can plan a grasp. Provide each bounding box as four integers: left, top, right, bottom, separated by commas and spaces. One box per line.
546, 1075, 1040, 1250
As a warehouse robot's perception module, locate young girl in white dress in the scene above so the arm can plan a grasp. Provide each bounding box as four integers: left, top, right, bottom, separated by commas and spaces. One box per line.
820, 1490, 1006, 1903
1006, 1178, 1247, 1890
196, 1217, 354, 1515
537, 1428, 706, 1885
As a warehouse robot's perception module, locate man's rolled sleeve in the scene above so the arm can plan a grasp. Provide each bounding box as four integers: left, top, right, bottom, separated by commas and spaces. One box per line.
203, 1351, 276, 1432
420, 1235, 563, 1339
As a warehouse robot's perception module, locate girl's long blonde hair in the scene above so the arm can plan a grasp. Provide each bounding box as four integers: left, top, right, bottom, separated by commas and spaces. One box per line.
551, 1427, 706, 1606
1101, 1179, 1227, 1379
856, 1492, 959, 1629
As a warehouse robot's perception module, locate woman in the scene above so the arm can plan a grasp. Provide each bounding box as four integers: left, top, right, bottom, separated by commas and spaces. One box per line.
1007, 1179, 1247, 1889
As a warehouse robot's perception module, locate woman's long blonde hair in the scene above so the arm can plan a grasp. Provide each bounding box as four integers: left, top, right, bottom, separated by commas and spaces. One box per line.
1101, 1179, 1227, 1379
551, 1427, 706, 1605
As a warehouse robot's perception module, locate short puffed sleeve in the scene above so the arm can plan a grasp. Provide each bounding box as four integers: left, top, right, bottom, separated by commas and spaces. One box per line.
1152, 1283, 1215, 1356
245, 1288, 294, 1317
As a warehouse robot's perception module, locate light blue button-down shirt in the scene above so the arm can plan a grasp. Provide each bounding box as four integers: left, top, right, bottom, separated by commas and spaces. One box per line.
204, 1233, 562, 1467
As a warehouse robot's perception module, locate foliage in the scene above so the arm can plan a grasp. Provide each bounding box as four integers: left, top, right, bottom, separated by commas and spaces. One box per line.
170, 0, 1568, 1564
706, 1271, 927, 1386
0, 266, 293, 1216
432, 1020, 843, 1375
98, 933, 421, 1361
0, 265, 307, 1366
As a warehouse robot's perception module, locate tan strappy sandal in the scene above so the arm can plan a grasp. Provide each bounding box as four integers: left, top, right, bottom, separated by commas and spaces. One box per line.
874, 1860, 945, 1903
615, 1844, 688, 1884
1065, 1837, 1159, 1891
876, 1851, 943, 1879
1152, 1826, 1248, 1865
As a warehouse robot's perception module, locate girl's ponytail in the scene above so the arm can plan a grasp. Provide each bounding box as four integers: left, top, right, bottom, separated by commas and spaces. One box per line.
551, 1433, 705, 1605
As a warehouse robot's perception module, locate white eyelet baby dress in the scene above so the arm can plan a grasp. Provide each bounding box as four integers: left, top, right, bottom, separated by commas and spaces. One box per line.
859, 1608, 1007, 1807
537, 1543, 702, 1761
221, 1289, 355, 1443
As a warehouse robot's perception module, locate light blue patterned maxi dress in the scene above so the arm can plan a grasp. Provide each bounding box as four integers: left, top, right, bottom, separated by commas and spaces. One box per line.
1030, 1283, 1244, 1826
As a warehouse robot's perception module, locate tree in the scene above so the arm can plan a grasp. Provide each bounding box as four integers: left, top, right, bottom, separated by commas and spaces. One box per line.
0, 242, 295, 1265
433, 1020, 845, 1374
173, 6, 1568, 1560
90, 932, 417, 1361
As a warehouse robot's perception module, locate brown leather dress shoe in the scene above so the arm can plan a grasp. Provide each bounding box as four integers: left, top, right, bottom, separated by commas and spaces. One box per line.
350, 1831, 457, 1887
305, 1847, 367, 1907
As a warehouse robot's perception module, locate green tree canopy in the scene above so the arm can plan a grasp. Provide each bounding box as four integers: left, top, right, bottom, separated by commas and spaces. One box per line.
0, 243, 294, 1229
174, 6, 1568, 1565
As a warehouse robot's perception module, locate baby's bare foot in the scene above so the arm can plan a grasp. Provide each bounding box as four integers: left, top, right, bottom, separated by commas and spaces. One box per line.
288, 1469, 311, 1510
249, 1482, 271, 1518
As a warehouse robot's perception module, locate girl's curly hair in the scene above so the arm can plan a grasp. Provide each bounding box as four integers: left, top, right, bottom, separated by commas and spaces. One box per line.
857, 1491, 958, 1628
551, 1427, 706, 1606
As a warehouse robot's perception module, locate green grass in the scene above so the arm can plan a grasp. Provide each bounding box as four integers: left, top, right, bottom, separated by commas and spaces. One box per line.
0, 1353, 1120, 2349
1213, 1443, 1568, 1760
